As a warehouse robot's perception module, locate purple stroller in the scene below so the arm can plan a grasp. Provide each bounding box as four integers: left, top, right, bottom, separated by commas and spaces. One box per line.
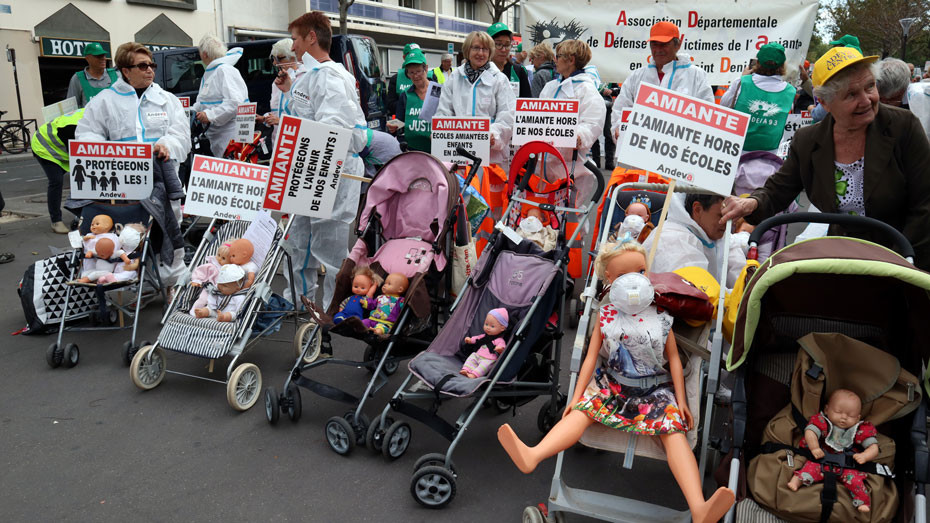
264, 150, 482, 453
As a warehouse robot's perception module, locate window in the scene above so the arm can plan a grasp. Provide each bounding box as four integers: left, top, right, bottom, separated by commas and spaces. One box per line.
164, 51, 203, 93
455, 0, 475, 20
352, 37, 383, 79
398, 0, 419, 8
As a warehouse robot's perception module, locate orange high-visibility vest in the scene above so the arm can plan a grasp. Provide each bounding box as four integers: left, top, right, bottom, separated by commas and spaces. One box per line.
714, 86, 727, 105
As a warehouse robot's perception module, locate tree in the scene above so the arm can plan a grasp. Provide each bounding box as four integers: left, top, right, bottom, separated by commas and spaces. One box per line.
486, 0, 520, 25
339, 0, 355, 35
826, 0, 930, 63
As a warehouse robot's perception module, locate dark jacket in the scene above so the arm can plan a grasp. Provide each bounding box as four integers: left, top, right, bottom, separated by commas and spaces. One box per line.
531, 61, 555, 98
748, 104, 930, 269
501, 61, 532, 99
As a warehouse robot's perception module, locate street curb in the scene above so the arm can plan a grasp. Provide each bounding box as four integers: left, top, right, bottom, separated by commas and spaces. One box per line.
0, 152, 33, 164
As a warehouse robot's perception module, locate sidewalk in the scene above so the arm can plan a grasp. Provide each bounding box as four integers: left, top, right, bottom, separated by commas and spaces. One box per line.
0, 151, 32, 164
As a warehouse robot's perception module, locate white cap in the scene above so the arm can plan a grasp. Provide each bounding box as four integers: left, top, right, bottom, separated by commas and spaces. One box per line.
217, 263, 246, 284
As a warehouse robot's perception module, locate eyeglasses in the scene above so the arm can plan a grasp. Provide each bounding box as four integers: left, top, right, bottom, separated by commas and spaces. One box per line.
471, 47, 490, 54
494, 43, 510, 50
129, 62, 158, 71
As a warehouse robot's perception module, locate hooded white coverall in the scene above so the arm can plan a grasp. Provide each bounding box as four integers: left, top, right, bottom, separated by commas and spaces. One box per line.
76, 74, 191, 287
192, 48, 249, 157
642, 193, 745, 289
282, 53, 367, 309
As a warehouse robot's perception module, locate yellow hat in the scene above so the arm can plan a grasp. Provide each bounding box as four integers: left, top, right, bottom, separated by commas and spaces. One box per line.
672, 266, 720, 326
812, 46, 879, 88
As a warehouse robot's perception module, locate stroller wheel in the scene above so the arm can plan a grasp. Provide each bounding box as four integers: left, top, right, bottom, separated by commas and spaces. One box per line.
294, 321, 322, 364
325, 416, 356, 455
365, 416, 395, 453
227, 363, 262, 411
264, 387, 280, 425
46, 343, 63, 369
343, 410, 370, 441
569, 298, 581, 329
382, 420, 412, 461
537, 395, 567, 434
121, 341, 137, 367
285, 383, 302, 422
364, 345, 398, 376
62, 343, 80, 368
411, 465, 457, 508
522, 506, 545, 523
130, 345, 166, 390
413, 453, 456, 475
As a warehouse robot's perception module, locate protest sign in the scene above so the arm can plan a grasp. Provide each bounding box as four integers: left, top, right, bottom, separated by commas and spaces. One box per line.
68, 141, 153, 200
613, 108, 633, 164
262, 115, 351, 218
512, 98, 579, 147
418, 82, 442, 123
431, 117, 491, 166
42, 97, 77, 124
776, 111, 812, 158
235, 103, 257, 143
523, 0, 818, 84
185, 155, 269, 221
618, 83, 749, 195
178, 97, 190, 110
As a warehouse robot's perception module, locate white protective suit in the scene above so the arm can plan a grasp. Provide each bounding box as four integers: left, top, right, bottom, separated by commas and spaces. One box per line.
282, 53, 367, 309
610, 53, 714, 142
539, 72, 606, 175
906, 81, 930, 142
436, 62, 516, 169
642, 193, 745, 289
192, 48, 249, 157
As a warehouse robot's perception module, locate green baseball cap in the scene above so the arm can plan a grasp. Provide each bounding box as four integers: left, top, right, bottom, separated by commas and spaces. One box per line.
514, 43, 523, 53
403, 43, 421, 56
402, 50, 427, 68
756, 42, 786, 68
487, 22, 512, 38
829, 34, 862, 54
84, 42, 107, 57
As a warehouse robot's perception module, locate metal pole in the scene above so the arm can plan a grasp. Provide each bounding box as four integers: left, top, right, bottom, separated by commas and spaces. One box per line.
902, 32, 909, 60
7, 46, 24, 121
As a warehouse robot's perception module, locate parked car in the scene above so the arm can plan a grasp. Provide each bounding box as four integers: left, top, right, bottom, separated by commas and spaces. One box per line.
152, 35, 387, 130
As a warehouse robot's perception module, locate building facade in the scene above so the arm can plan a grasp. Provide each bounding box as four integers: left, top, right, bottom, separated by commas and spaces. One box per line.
0, 0, 519, 126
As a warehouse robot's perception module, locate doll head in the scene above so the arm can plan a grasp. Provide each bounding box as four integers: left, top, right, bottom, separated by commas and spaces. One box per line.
351, 265, 383, 297
484, 308, 509, 336
90, 214, 114, 235
216, 263, 246, 296
216, 241, 234, 265
733, 218, 755, 235
823, 389, 863, 429
594, 238, 647, 282
381, 273, 409, 297
95, 237, 116, 259
119, 224, 144, 253
625, 201, 650, 221
227, 238, 254, 266
525, 207, 548, 225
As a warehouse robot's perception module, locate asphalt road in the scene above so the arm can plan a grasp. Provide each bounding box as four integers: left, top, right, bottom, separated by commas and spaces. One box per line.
0, 158, 697, 522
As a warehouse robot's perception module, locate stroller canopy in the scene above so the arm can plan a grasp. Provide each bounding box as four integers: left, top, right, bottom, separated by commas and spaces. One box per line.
357, 151, 458, 244
727, 237, 930, 394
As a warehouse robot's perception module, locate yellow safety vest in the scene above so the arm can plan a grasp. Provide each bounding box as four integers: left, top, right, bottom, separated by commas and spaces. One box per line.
31, 109, 84, 171
430, 67, 446, 84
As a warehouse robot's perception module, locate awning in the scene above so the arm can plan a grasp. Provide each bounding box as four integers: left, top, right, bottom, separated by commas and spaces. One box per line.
34, 3, 111, 58
136, 14, 193, 51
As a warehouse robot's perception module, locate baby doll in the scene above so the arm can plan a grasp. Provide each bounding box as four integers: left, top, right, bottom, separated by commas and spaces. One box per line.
78, 235, 124, 283
190, 241, 233, 288
97, 224, 145, 284
227, 238, 258, 288
496, 238, 735, 523
787, 388, 879, 513
459, 308, 509, 378
82, 214, 115, 248
334, 265, 382, 324
363, 273, 408, 336
613, 198, 654, 243
191, 263, 248, 322
517, 207, 557, 251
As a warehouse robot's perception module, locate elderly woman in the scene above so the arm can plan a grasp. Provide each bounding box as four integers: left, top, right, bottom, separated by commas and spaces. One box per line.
437, 30, 516, 252
389, 50, 434, 153
721, 47, 930, 270
721, 43, 796, 153
259, 38, 299, 129
192, 35, 249, 157
529, 42, 556, 98
875, 57, 911, 107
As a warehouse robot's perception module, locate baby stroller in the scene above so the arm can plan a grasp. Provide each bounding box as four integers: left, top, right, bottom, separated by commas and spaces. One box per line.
45, 201, 163, 369
720, 213, 930, 523
368, 146, 605, 509
525, 181, 729, 522
130, 212, 298, 411
264, 149, 480, 450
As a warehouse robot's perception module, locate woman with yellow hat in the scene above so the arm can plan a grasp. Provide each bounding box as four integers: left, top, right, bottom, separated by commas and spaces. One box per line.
720, 46, 930, 270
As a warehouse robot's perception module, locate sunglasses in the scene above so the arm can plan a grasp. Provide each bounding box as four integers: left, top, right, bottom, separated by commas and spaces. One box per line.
128, 62, 158, 71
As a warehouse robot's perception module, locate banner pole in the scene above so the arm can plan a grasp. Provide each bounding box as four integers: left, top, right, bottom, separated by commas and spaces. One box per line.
646, 179, 675, 271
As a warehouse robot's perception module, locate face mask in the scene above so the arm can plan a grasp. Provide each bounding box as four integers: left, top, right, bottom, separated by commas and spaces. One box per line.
609, 272, 654, 315
619, 215, 645, 237
520, 215, 543, 234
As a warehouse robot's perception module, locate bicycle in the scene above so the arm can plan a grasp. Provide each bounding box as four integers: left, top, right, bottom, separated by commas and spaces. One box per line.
0, 110, 34, 155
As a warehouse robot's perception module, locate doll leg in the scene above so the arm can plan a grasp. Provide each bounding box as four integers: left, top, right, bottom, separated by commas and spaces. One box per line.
660, 432, 735, 523
460, 353, 480, 377
842, 470, 871, 512
788, 460, 822, 491
498, 410, 594, 474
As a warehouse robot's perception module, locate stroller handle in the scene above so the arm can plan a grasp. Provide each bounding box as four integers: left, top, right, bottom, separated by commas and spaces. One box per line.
748, 212, 916, 261
583, 159, 606, 205
455, 146, 483, 188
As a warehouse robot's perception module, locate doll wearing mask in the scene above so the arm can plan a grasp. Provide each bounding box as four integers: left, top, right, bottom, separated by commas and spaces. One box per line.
787, 388, 879, 512
191, 264, 248, 322
517, 208, 557, 251
611, 197, 654, 244
497, 237, 735, 523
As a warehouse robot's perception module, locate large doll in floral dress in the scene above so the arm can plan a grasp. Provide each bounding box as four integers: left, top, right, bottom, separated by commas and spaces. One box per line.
497, 238, 734, 523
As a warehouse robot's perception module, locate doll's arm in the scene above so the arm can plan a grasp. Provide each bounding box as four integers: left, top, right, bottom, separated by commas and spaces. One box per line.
854, 442, 879, 464
665, 330, 692, 429
805, 428, 825, 459
493, 337, 506, 354
386, 297, 405, 323
119, 251, 131, 264
567, 313, 602, 417
245, 272, 255, 288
